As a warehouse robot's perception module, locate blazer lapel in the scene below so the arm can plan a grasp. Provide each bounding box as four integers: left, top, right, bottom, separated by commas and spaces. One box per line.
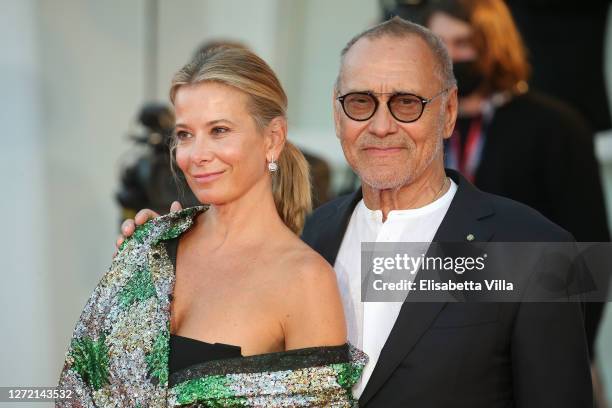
359, 170, 495, 406
309, 189, 363, 266
431, 170, 495, 243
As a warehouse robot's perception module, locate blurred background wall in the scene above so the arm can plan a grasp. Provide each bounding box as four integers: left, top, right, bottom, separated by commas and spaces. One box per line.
1, 0, 611, 406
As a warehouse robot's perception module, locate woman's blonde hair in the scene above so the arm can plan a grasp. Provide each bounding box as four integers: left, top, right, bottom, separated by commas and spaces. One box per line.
169, 45, 311, 234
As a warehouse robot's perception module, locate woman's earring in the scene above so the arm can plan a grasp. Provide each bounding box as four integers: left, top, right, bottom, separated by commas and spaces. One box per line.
268, 156, 278, 172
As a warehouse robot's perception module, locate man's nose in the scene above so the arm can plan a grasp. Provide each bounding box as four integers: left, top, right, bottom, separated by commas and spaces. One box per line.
368, 101, 398, 138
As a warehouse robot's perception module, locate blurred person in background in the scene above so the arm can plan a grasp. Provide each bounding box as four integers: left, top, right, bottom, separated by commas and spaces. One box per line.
423, 0, 610, 404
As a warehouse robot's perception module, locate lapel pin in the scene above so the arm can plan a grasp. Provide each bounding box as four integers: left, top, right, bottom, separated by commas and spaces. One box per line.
466, 233, 475, 241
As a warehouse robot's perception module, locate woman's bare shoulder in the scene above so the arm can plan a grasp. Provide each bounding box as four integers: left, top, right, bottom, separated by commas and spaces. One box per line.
267, 237, 346, 348
272, 236, 336, 284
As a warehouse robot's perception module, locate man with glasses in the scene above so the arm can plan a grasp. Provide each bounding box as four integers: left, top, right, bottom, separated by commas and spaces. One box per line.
119, 17, 592, 407
304, 16, 591, 407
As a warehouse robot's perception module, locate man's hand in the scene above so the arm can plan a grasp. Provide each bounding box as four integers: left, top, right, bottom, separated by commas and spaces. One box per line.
115, 201, 183, 251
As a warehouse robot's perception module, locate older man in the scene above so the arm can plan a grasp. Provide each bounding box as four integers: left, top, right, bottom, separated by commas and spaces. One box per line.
301, 17, 591, 407
120, 17, 592, 407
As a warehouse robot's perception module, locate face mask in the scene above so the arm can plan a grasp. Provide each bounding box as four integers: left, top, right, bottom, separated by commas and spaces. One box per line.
453, 60, 485, 97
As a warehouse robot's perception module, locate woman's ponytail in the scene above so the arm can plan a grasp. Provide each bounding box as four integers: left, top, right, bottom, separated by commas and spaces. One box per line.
272, 142, 312, 235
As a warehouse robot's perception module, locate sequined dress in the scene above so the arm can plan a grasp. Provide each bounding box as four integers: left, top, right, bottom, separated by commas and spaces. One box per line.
57, 206, 367, 407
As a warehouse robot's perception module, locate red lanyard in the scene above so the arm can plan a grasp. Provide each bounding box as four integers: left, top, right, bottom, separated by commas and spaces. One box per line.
448, 98, 498, 183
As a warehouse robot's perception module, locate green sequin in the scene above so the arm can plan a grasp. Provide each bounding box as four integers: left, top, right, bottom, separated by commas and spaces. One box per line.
69, 333, 110, 391
173, 376, 247, 406
132, 221, 155, 244
158, 224, 187, 242
146, 330, 170, 385
157, 206, 206, 242
118, 266, 157, 310
117, 239, 128, 252
118, 206, 206, 252
332, 362, 363, 390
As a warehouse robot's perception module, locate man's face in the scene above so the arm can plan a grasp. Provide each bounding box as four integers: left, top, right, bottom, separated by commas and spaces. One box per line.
334, 35, 457, 190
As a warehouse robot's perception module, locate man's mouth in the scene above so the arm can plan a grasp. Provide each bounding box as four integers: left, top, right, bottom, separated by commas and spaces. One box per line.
362, 147, 404, 156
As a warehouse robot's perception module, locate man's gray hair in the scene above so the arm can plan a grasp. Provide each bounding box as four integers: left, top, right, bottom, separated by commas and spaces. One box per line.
335, 16, 456, 92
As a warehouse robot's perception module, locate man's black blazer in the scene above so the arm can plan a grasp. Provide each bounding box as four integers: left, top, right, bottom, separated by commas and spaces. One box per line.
301, 169, 592, 408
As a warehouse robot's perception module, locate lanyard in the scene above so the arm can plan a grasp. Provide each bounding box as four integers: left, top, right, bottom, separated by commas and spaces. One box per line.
445, 100, 496, 182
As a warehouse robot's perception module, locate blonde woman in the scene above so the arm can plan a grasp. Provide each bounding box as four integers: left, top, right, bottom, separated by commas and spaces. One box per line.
58, 45, 366, 407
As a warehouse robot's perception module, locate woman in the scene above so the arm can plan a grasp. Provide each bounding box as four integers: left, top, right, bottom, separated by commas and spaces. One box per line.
58, 45, 366, 407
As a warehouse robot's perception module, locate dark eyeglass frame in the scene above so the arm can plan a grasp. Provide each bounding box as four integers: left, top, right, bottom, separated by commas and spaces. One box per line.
336, 88, 450, 123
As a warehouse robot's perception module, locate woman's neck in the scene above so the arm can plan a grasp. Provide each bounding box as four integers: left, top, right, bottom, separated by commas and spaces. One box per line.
194, 178, 287, 248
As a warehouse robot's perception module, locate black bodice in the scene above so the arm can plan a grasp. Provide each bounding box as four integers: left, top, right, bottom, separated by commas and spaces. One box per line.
165, 237, 243, 377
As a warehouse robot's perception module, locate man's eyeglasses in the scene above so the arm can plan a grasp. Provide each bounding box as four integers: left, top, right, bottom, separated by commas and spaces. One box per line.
336, 88, 450, 123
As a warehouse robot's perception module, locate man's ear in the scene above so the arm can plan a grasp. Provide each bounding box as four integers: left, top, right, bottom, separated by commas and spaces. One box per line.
265, 116, 287, 159
443, 87, 458, 140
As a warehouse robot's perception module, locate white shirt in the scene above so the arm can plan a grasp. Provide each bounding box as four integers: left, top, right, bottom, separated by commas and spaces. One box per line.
333, 179, 458, 398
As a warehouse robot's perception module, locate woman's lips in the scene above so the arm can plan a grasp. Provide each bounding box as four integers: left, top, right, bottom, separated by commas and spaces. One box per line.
191, 170, 225, 184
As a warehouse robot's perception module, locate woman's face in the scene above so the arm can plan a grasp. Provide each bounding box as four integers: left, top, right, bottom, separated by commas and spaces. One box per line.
428, 12, 477, 63
173, 82, 270, 205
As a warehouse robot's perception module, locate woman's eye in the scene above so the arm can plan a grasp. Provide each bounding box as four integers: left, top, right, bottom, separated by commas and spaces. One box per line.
176, 130, 192, 140
212, 126, 229, 135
